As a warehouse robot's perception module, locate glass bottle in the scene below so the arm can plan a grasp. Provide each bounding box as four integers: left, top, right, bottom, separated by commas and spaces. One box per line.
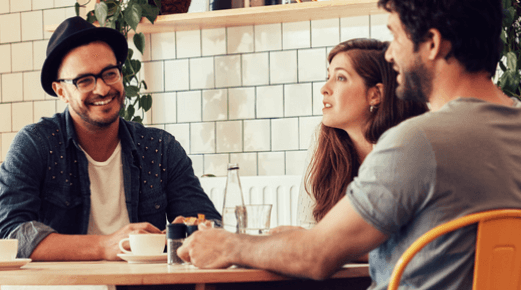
222, 163, 247, 234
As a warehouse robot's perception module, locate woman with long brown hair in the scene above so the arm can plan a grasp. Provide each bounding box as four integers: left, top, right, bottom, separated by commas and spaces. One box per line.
301, 38, 428, 226
271, 38, 428, 232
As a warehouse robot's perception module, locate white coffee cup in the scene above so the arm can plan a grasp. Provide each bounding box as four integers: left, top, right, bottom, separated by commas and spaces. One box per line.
118, 234, 166, 256
0, 239, 18, 261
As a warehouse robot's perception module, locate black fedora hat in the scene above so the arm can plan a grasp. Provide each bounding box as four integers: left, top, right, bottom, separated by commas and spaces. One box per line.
41, 16, 128, 97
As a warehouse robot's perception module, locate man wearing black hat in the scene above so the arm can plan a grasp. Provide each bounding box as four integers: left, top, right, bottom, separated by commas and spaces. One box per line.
0, 16, 221, 261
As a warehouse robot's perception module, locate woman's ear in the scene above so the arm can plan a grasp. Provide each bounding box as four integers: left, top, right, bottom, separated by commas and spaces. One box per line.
368, 83, 384, 106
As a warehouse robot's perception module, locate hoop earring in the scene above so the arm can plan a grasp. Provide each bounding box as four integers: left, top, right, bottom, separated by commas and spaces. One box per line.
370, 105, 377, 113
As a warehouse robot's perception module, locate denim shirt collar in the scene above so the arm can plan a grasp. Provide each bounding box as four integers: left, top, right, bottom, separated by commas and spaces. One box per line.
62, 106, 138, 157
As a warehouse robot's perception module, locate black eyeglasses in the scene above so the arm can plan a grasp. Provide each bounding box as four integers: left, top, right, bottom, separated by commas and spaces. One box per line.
57, 64, 122, 93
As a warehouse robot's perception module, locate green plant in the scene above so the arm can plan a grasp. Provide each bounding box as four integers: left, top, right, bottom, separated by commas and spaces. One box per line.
75, 0, 161, 123
498, 0, 521, 98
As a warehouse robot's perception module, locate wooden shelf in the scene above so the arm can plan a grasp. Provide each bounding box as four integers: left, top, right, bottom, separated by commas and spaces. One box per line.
47, 0, 384, 34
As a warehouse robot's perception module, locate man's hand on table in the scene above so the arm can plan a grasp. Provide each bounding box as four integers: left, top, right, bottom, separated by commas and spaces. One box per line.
100, 222, 162, 260
177, 223, 236, 269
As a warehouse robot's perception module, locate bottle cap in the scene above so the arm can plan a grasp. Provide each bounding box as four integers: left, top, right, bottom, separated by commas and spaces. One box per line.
227, 163, 239, 170
167, 223, 186, 239
186, 225, 199, 236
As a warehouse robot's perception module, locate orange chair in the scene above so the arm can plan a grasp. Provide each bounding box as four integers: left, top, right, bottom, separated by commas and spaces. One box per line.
388, 209, 521, 290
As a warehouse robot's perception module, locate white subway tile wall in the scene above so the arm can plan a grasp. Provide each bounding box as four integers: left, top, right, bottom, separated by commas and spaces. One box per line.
21, 11, 43, 41
33, 100, 56, 123
12, 101, 32, 131
0, 103, 11, 132
2, 73, 23, 103
311, 18, 340, 48
165, 59, 189, 91
229, 87, 255, 120
10, 0, 30, 12
202, 89, 227, 121
0, 13, 21, 43
201, 28, 226, 56
12, 42, 32, 72
0, 0, 8, 13
0, 0, 392, 176
0, 44, 11, 73
254, 23, 282, 52
227, 26, 254, 54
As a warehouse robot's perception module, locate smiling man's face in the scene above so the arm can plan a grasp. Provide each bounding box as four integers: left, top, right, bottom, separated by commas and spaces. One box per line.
53, 41, 125, 130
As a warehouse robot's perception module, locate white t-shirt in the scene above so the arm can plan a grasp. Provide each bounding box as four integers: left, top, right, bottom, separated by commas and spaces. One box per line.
83, 142, 130, 235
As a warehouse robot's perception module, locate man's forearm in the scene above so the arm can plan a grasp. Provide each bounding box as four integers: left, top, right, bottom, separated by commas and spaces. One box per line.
231, 229, 345, 280
30, 233, 104, 261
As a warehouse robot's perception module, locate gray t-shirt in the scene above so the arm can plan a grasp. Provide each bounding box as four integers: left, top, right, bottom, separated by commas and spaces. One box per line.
347, 97, 521, 290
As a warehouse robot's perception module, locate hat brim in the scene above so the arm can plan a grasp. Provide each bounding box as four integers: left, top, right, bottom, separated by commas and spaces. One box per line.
41, 27, 128, 97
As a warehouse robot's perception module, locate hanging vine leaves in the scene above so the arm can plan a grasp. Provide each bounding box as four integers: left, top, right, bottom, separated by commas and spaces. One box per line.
497, 0, 521, 98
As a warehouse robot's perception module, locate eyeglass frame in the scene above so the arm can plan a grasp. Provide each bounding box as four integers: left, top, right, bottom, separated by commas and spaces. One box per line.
56, 64, 123, 93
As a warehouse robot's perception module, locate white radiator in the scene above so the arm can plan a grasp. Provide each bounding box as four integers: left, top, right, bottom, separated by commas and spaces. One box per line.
199, 175, 301, 228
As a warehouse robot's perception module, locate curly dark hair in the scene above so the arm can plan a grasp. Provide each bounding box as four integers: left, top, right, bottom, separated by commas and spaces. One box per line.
378, 0, 503, 77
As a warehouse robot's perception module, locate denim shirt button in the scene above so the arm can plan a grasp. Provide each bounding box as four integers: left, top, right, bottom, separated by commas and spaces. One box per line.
150, 185, 153, 189
154, 204, 160, 209
65, 201, 70, 207
144, 180, 147, 184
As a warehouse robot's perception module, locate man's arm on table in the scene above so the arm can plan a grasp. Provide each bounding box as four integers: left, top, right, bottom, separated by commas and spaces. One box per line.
178, 196, 388, 280
30, 222, 162, 261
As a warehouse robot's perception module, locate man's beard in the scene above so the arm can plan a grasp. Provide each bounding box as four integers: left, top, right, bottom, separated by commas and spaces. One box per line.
74, 90, 124, 128
396, 60, 432, 104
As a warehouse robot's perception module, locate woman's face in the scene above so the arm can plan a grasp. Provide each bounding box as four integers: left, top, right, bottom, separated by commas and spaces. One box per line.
321, 52, 372, 132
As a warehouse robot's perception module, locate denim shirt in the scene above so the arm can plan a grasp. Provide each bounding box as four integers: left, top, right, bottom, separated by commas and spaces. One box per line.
0, 108, 221, 258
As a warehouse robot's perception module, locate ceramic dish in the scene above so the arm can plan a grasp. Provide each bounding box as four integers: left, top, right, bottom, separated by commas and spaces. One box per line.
117, 253, 167, 264
0, 259, 31, 270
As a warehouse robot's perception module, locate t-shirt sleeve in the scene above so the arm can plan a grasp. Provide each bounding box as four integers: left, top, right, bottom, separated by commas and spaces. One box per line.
346, 121, 437, 236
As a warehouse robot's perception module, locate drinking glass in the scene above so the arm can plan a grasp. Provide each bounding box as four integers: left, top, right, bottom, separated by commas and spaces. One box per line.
245, 204, 273, 235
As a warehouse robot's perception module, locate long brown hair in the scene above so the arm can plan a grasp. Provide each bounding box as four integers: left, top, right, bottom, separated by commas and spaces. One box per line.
306, 38, 428, 222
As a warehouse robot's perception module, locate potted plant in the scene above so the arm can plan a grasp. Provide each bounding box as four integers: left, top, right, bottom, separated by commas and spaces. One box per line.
498, 0, 521, 98
75, 0, 161, 123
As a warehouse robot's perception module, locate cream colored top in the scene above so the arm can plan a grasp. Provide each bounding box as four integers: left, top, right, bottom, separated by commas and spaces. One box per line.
296, 126, 319, 228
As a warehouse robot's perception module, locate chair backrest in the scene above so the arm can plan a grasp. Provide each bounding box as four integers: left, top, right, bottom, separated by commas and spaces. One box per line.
387, 209, 521, 290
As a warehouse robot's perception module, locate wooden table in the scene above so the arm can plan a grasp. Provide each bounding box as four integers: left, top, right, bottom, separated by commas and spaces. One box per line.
0, 261, 370, 290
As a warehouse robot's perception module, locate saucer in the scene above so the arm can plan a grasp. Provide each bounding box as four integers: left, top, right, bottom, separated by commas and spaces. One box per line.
117, 253, 167, 264
0, 258, 31, 270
